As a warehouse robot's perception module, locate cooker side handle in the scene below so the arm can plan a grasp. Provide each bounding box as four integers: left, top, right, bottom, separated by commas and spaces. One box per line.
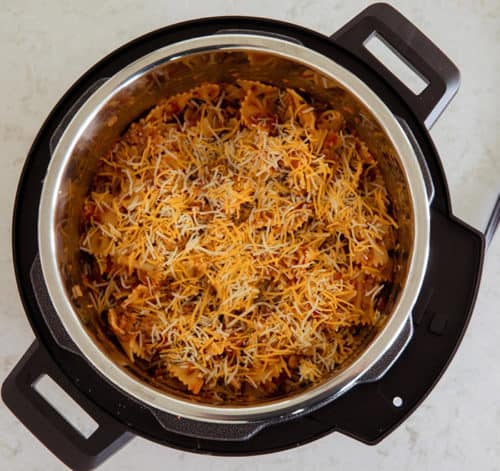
1, 341, 132, 471
330, 2, 459, 129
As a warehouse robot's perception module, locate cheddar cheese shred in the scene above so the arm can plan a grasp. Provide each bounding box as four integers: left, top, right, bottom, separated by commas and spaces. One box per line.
80, 81, 397, 401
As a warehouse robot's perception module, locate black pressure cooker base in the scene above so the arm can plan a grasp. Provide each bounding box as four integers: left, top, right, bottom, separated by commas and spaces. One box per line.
3, 4, 486, 470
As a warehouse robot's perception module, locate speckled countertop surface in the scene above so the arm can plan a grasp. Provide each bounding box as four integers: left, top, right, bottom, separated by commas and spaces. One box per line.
0, 1, 499, 470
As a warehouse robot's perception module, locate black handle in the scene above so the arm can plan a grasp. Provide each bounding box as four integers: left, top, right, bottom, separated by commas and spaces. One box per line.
331, 3, 460, 129
1, 341, 132, 470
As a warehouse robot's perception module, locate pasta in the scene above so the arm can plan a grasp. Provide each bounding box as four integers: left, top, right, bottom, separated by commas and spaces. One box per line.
79, 81, 397, 401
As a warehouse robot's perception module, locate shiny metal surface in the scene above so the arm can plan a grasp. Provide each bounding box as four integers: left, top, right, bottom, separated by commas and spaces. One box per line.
38, 34, 430, 423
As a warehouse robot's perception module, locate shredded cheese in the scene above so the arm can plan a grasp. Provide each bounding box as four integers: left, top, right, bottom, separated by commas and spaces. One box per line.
80, 81, 397, 401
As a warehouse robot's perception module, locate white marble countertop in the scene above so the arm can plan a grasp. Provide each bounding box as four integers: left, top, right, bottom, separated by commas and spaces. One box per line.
0, 1, 498, 470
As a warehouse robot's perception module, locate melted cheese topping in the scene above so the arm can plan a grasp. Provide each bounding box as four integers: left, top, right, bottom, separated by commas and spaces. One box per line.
80, 81, 397, 401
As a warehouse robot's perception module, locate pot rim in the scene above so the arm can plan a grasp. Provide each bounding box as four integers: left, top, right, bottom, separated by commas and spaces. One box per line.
38, 33, 430, 423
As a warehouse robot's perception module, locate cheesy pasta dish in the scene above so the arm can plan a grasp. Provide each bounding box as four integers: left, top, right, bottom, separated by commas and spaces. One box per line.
80, 81, 397, 401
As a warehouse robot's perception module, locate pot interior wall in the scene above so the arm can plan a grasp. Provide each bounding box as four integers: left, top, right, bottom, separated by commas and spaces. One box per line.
52, 46, 414, 405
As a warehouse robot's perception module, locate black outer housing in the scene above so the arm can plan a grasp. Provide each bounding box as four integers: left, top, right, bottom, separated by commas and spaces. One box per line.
2, 4, 485, 470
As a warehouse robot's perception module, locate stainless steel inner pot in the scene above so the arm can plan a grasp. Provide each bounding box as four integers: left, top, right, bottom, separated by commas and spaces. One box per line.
38, 34, 430, 423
